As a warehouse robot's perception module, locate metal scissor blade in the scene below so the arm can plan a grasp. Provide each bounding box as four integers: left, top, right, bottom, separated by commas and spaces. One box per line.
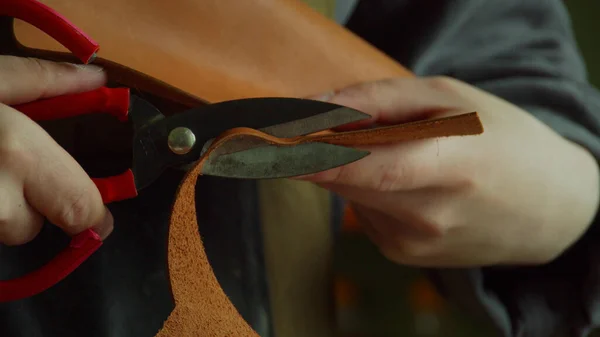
200, 143, 370, 179
200, 106, 371, 156
258, 106, 370, 137
128, 95, 166, 133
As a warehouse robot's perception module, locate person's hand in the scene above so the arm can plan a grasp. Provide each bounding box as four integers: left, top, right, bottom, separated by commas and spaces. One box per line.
301, 77, 600, 267
0, 55, 113, 246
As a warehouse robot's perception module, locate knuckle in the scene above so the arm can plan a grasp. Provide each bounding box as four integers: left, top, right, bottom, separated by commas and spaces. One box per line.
1, 225, 38, 246
413, 200, 456, 237
328, 165, 352, 186
425, 76, 460, 93
395, 240, 435, 259
0, 182, 13, 242
57, 188, 97, 232
337, 79, 393, 101
361, 80, 387, 99
25, 57, 51, 79
0, 135, 35, 171
379, 240, 435, 263
0, 233, 24, 246
0, 84, 8, 103
454, 170, 478, 192
0, 208, 13, 239
374, 156, 419, 192
376, 163, 406, 192
0, 204, 41, 247
22, 57, 52, 96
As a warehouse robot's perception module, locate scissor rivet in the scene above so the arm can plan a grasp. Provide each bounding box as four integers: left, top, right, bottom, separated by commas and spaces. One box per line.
168, 127, 196, 155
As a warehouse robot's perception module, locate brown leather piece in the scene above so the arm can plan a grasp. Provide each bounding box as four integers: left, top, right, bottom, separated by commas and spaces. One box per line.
155, 160, 259, 337
284, 112, 483, 146
204, 112, 483, 155
13, 0, 412, 104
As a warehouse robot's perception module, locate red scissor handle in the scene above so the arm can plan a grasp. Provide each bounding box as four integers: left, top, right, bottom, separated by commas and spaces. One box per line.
15, 86, 131, 122
0, 229, 102, 302
0, 0, 99, 63
0, 87, 140, 303
0, 0, 136, 303
13, 86, 139, 204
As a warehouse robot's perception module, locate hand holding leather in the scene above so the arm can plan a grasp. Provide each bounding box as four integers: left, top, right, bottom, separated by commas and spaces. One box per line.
0, 55, 113, 246
301, 76, 600, 267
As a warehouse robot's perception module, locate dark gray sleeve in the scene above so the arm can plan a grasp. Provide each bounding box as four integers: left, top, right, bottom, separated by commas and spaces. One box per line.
345, 1, 600, 336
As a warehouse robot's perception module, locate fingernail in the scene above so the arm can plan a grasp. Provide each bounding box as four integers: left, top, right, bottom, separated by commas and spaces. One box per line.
310, 90, 336, 102
92, 207, 114, 240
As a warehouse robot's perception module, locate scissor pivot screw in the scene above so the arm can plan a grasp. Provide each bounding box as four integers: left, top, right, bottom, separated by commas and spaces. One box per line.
168, 127, 196, 155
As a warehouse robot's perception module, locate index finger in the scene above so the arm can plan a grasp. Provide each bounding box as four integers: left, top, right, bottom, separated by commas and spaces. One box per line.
0, 55, 106, 105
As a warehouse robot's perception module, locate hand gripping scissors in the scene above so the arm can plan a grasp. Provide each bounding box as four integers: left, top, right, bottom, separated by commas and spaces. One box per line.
0, 0, 373, 302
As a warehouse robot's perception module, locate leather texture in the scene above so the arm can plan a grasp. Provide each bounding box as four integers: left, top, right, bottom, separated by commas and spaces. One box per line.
195, 112, 482, 154
13, 0, 412, 104
7, 0, 483, 336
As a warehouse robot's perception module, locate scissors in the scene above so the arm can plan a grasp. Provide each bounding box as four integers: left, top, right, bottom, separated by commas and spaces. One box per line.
0, 0, 375, 303
0, 0, 483, 302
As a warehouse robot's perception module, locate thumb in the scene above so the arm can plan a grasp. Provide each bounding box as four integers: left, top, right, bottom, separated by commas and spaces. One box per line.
298, 77, 465, 189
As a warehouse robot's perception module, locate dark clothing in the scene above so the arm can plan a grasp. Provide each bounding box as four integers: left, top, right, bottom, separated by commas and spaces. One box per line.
345, 1, 600, 336
2, 1, 600, 336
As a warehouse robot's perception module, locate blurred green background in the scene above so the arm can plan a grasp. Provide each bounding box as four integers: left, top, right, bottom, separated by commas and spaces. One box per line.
567, 0, 600, 88
300, 0, 600, 336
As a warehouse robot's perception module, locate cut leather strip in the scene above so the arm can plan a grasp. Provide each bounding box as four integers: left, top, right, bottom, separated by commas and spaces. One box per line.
156, 112, 483, 336
201, 112, 483, 163
308, 112, 483, 145
155, 163, 258, 337
212, 112, 483, 149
